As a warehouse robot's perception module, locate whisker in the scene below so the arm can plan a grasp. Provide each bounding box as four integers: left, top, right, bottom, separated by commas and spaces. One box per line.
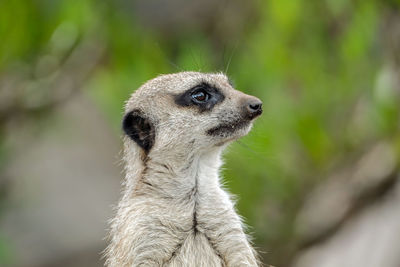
225, 41, 238, 75
189, 48, 200, 71
155, 41, 182, 72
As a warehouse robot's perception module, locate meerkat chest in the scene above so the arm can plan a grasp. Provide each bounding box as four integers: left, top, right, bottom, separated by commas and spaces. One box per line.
166, 188, 233, 266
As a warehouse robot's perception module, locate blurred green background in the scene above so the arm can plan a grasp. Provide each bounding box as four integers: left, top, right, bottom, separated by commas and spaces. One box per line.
1, 0, 400, 266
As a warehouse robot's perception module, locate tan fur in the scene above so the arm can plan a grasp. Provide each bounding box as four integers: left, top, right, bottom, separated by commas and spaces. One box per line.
105, 72, 261, 266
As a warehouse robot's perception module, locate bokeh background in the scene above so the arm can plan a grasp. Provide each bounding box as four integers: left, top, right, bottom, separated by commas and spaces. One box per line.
1, 0, 400, 266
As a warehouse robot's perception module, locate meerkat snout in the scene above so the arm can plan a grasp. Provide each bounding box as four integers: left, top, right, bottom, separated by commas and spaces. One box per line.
245, 97, 263, 119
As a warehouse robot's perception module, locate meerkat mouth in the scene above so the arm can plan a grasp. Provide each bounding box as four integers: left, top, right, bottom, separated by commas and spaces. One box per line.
206, 119, 251, 137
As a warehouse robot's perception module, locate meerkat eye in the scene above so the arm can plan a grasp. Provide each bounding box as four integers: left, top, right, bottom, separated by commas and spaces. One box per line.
175, 82, 224, 111
191, 89, 210, 103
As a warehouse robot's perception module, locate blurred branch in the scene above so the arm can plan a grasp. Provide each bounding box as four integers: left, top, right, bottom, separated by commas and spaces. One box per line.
0, 35, 105, 127
295, 142, 398, 248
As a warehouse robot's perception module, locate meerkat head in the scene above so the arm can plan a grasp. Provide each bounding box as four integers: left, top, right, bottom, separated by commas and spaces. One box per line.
122, 72, 262, 158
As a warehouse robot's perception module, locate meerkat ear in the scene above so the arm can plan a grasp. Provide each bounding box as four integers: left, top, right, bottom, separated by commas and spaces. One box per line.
122, 110, 155, 153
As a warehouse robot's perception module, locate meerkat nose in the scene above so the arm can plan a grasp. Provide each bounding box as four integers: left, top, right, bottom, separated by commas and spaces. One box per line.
245, 97, 263, 119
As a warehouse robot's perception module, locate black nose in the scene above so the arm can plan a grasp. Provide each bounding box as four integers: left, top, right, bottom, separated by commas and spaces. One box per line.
246, 99, 263, 119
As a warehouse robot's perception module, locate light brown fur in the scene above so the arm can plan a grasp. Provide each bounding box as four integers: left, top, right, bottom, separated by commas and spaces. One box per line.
105, 72, 262, 266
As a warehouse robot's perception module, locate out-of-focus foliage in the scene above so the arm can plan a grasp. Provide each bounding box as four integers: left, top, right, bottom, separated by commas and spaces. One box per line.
1, 0, 400, 266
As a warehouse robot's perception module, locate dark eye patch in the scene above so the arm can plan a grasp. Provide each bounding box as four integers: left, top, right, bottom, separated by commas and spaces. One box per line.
174, 82, 225, 112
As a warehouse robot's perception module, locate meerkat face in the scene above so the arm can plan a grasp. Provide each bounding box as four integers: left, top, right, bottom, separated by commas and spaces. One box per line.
122, 72, 262, 155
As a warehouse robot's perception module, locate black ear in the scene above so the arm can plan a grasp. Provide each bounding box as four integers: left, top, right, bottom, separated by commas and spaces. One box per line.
122, 110, 155, 153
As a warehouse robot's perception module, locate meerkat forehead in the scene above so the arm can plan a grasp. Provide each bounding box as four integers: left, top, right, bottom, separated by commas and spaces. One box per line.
151, 72, 230, 89
126, 72, 230, 106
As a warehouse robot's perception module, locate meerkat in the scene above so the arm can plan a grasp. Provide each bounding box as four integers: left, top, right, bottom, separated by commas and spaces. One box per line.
105, 72, 263, 267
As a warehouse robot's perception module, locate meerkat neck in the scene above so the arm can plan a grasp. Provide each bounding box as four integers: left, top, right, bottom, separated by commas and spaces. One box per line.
125, 147, 224, 199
